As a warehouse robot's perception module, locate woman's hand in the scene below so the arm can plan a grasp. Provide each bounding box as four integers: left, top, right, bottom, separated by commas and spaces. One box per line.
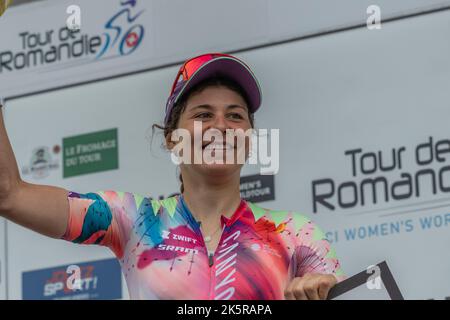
284, 273, 337, 300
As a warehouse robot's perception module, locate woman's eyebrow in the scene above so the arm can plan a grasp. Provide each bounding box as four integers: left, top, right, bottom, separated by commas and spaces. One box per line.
188, 104, 246, 112
189, 104, 214, 112
227, 104, 247, 111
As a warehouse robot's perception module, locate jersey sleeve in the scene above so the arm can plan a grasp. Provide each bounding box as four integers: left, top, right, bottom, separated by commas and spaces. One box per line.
293, 215, 346, 282
61, 190, 135, 259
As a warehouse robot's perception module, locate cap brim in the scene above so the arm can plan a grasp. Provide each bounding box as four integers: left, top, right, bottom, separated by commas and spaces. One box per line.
174, 56, 262, 114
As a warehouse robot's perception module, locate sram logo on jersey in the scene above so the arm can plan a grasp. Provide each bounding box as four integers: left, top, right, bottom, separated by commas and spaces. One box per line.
157, 244, 199, 255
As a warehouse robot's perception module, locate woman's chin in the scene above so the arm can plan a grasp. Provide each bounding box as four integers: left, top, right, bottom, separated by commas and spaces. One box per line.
198, 162, 243, 175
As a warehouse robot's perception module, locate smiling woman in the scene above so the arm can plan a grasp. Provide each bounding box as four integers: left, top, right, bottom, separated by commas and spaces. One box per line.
154, 76, 255, 177
0, 52, 345, 300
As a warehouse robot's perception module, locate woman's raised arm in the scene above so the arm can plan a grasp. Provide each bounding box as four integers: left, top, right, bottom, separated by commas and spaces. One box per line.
0, 102, 69, 239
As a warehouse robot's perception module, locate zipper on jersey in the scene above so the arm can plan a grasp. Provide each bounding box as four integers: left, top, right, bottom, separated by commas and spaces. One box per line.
204, 224, 226, 299
207, 223, 226, 268
208, 253, 214, 267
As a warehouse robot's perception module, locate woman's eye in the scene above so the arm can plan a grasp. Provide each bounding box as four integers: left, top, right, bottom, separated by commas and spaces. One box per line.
196, 113, 212, 119
228, 113, 244, 120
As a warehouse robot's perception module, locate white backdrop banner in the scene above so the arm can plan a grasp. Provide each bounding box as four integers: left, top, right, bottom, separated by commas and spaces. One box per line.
1, 0, 450, 98
1, 6, 450, 299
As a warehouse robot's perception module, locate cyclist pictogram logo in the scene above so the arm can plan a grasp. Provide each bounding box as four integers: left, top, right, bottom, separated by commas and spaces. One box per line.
96, 0, 145, 59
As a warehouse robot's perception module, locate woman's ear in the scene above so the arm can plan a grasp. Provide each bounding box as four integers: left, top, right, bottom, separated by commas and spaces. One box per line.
165, 133, 175, 151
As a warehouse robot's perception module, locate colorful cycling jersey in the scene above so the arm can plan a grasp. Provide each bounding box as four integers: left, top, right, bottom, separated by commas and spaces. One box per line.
62, 190, 345, 300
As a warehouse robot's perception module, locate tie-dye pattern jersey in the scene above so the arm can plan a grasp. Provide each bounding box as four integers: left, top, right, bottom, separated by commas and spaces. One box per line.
62, 190, 345, 300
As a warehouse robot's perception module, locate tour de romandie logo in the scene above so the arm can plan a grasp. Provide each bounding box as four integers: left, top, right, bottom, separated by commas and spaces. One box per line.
0, 0, 145, 74
21, 145, 60, 179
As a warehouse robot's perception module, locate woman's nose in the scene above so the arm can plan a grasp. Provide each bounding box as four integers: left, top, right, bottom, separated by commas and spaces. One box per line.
210, 114, 228, 132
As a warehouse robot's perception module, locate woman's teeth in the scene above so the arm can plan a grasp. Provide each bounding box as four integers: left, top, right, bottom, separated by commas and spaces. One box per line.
203, 143, 234, 151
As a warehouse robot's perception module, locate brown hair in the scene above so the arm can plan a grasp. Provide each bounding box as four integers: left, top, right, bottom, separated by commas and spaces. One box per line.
152, 75, 255, 193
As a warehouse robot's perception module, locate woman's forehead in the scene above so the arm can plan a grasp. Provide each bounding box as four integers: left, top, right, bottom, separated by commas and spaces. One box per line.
185, 91, 247, 112
186, 103, 248, 114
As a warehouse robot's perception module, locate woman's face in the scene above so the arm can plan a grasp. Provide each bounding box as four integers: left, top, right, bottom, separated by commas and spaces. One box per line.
170, 85, 253, 178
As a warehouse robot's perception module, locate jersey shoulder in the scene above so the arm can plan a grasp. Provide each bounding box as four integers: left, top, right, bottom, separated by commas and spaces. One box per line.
80, 190, 159, 219
148, 195, 180, 217
246, 201, 313, 230
105, 192, 181, 218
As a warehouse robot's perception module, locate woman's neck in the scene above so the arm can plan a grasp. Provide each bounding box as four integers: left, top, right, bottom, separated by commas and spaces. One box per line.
181, 169, 242, 229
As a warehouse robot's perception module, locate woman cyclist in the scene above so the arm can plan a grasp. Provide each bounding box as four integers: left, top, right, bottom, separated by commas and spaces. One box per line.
0, 53, 345, 300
